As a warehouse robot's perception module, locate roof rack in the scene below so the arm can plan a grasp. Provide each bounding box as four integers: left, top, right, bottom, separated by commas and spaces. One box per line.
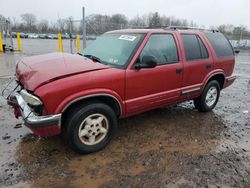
166, 26, 219, 32
145, 25, 169, 29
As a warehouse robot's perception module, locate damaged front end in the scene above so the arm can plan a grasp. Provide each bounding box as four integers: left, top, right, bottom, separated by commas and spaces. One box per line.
4, 80, 62, 137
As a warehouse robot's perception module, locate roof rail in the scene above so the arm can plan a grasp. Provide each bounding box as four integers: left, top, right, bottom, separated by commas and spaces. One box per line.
166, 26, 219, 32
145, 25, 169, 29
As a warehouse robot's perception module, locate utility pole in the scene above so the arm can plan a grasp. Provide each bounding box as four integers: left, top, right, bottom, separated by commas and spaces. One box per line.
69, 18, 73, 53
7, 18, 13, 51
82, 7, 86, 49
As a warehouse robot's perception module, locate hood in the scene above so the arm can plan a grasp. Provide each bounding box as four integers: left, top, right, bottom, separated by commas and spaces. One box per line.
16, 52, 109, 91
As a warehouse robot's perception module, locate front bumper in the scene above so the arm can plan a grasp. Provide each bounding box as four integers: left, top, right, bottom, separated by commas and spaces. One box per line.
8, 92, 62, 137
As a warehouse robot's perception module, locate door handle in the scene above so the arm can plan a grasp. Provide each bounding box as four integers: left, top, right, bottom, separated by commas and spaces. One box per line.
176, 68, 183, 74
206, 64, 212, 69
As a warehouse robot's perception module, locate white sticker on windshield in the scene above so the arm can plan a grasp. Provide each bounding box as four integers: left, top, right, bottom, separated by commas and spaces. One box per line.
118, 35, 137, 41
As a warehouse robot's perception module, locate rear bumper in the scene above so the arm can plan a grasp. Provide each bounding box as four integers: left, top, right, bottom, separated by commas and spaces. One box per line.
8, 92, 62, 137
223, 75, 236, 89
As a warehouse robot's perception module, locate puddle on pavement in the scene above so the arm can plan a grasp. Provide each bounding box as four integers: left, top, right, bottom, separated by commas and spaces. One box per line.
5, 103, 225, 188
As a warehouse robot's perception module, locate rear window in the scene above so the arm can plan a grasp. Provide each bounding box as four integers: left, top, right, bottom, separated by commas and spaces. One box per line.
181, 34, 209, 61
205, 32, 234, 57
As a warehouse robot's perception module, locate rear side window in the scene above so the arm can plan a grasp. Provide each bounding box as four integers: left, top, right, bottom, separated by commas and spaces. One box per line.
181, 34, 208, 61
205, 32, 234, 57
197, 37, 209, 59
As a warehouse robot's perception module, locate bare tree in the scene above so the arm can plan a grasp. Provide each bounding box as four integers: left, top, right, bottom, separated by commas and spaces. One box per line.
65, 17, 74, 34
129, 15, 146, 28
160, 15, 171, 26
111, 14, 128, 29
148, 12, 161, 28
57, 18, 67, 33
189, 20, 198, 27
37, 19, 49, 33
11, 17, 18, 28
2, 12, 248, 38
0, 14, 6, 22
21, 13, 37, 32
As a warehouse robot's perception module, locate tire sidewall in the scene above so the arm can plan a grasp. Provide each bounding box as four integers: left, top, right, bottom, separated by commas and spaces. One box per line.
66, 103, 117, 154
201, 80, 220, 111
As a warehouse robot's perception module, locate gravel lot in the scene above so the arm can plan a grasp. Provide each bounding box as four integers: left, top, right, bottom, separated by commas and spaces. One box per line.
0, 43, 249, 188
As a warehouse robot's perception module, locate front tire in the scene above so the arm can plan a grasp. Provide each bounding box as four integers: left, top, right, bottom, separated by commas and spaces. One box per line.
194, 80, 220, 112
64, 103, 117, 154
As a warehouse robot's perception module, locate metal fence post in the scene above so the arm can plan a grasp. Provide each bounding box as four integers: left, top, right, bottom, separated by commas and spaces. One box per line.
0, 32, 3, 52
69, 18, 73, 54
82, 7, 86, 49
7, 18, 14, 51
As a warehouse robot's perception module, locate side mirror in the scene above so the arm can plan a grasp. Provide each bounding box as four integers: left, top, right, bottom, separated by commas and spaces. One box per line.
234, 49, 240, 54
134, 55, 157, 69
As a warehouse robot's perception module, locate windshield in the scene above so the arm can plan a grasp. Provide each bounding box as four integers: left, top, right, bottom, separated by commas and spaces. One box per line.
81, 33, 144, 67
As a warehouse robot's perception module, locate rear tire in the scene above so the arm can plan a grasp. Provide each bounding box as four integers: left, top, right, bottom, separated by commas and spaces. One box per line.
193, 80, 220, 112
64, 102, 117, 154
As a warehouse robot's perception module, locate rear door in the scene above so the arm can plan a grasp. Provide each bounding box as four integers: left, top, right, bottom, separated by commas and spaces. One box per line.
125, 33, 183, 116
180, 33, 213, 95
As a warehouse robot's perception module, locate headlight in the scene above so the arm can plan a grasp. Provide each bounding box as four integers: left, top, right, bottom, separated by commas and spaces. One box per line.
20, 90, 42, 106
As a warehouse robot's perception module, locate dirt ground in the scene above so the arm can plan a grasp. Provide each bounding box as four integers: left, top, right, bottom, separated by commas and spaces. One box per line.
0, 49, 250, 188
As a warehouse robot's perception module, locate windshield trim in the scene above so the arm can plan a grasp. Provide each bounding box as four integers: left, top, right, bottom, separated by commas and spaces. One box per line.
116, 33, 147, 69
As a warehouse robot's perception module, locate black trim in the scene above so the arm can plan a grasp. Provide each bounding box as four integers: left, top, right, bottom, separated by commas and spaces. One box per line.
25, 118, 60, 128
197, 36, 209, 59
176, 68, 183, 74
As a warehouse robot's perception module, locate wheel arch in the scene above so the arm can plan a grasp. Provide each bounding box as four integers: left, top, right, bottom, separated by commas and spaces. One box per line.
203, 72, 225, 90
61, 94, 123, 117
60, 94, 122, 133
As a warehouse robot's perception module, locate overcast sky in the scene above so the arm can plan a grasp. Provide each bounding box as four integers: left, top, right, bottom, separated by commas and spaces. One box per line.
0, 0, 250, 28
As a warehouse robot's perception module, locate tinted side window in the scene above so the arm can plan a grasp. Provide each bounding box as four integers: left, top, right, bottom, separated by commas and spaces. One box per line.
205, 32, 234, 57
198, 37, 209, 58
181, 34, 208, 61
140, 34, 178, 65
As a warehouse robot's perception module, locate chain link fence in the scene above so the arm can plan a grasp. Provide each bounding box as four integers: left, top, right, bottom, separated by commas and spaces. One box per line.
227, 33, 250, 50
0, 19, 14, 51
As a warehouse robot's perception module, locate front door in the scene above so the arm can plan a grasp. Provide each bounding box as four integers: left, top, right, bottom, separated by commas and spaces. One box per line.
125, 33, 183, 116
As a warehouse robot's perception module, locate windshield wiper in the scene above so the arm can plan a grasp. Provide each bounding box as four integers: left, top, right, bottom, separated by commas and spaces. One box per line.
83, 54, 102, 63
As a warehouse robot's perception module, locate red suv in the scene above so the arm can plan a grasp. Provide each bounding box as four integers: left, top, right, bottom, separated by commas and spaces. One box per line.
7, 28, 236, 153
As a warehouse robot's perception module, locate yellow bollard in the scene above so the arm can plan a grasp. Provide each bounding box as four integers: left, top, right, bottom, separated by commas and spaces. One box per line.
76, 35, 81, 53
0, 32, 3, 52
17, 32, 22, 52
58, 33, 63, 52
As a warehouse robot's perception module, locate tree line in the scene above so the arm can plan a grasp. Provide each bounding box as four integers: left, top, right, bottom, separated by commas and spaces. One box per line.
0, 12, 249, 37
